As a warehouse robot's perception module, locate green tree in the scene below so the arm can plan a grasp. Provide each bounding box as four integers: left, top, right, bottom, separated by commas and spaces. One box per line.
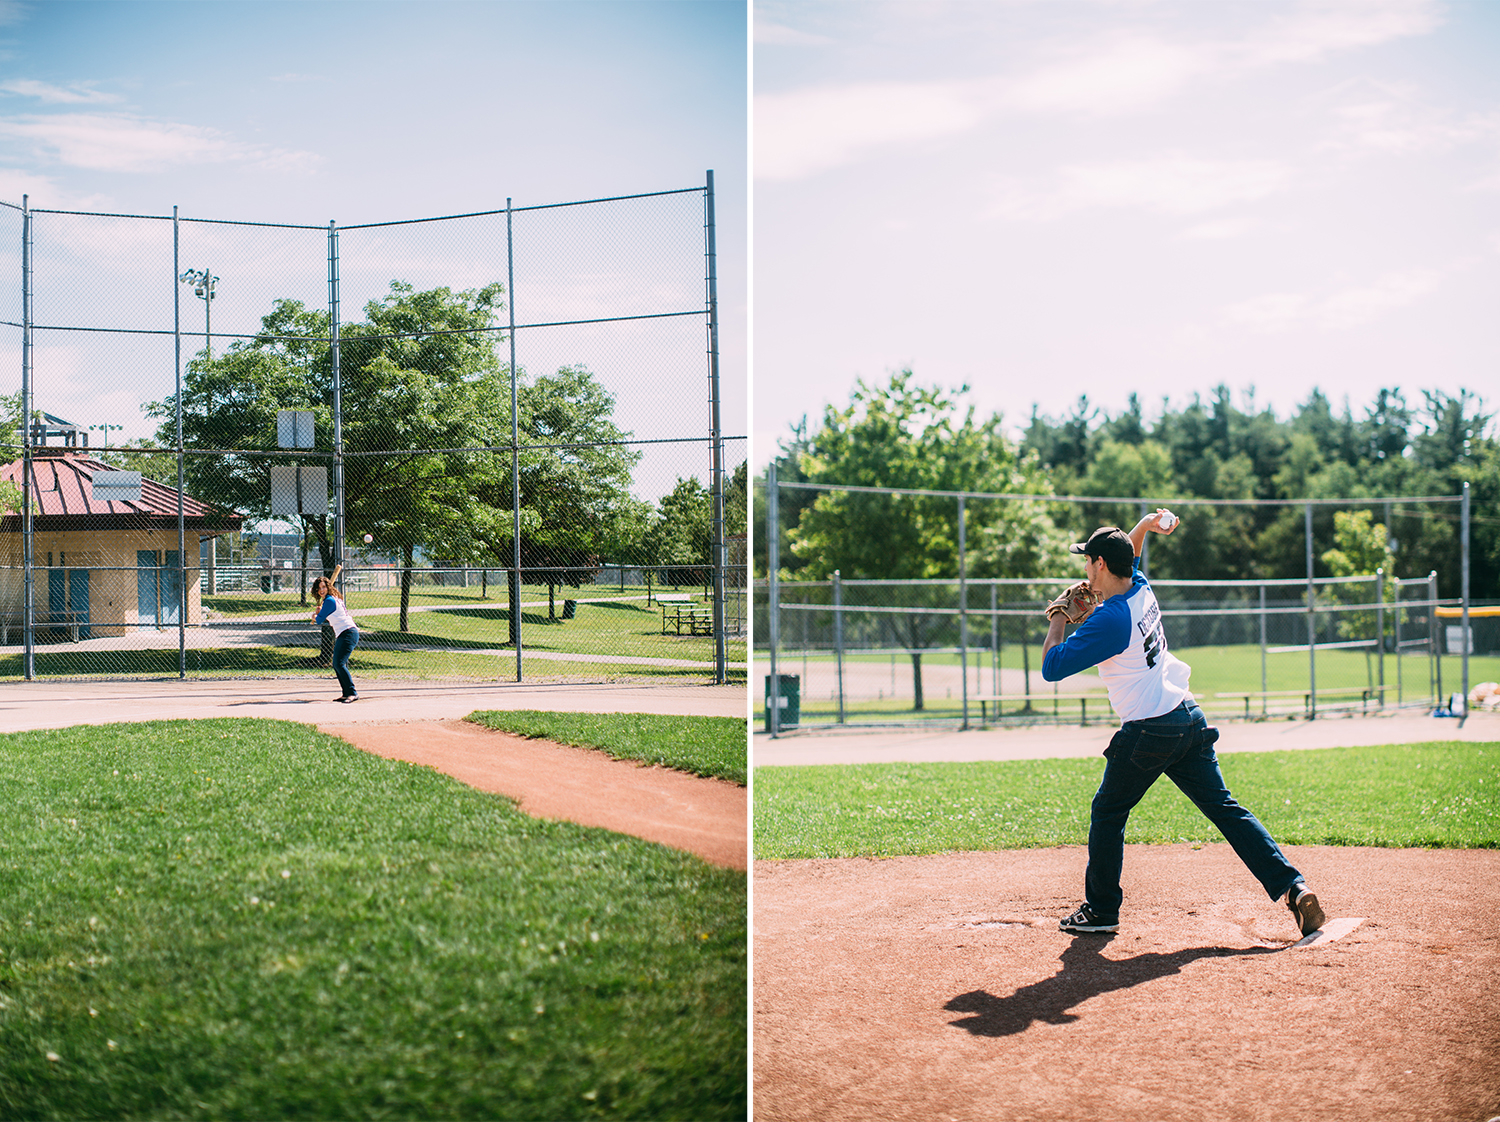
786, 370, 1065, 710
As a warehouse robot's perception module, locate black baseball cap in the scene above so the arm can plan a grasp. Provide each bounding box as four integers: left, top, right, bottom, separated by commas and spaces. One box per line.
1070, 526, 1133, 573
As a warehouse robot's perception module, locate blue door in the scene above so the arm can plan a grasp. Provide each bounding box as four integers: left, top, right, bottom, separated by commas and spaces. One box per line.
48, 569, 65, 632
138, 550, 159, 627
69, 570, 91, 640
162, 552, 182, 625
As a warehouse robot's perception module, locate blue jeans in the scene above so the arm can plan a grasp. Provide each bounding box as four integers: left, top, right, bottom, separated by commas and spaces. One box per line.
1084, 700, 1301, 921
333, 627, 359, 698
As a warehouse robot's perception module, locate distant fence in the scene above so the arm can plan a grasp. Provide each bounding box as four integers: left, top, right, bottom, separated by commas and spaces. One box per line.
1, 178, 745, 684
759, 471, 1480, 731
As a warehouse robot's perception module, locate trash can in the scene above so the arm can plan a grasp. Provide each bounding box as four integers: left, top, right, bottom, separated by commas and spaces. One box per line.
562, 599, 577, 619
764, 673, 800, 730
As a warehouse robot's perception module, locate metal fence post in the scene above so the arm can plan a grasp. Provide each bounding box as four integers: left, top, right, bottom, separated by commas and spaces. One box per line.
1395, 578, 1404, 706
767, 462, 780, 736
1429, 570, 1440, 706
173, 207, 186, 677
1375, 567, 1385, 708
328, 221, 344, 591
958, 494, 968, 731
506, 199, 522, 682
1259, 582, 1267, 716
704, 171, 726, 685
833, 568, 844, 724
19, 196, 33, 680
1306, 502, 1316, 719
1461, 481, 1470, 717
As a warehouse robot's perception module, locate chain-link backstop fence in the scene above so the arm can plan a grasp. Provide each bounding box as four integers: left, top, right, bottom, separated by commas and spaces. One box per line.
1, 178, 745, 686
759, 473, 1487, 730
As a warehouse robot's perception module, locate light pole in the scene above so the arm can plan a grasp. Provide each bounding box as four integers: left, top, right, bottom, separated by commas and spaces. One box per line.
88, 422, 123, 452
179, 267, 218, 360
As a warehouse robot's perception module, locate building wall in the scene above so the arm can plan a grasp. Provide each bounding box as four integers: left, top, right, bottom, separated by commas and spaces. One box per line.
0, 530, 214, 637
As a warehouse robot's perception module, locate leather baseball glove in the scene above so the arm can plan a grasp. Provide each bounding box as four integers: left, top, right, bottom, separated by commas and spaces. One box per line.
1045, 580, 1102, 626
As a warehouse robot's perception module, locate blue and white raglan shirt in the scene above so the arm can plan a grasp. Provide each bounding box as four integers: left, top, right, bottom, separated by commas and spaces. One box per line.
1041, 557, 1191, 723
314, 595, 358, 637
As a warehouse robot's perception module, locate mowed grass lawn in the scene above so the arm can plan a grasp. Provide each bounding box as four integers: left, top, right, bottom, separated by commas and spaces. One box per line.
467, 711, 748, 786
755, 741, 1500, 859
0, 718, 745, 1120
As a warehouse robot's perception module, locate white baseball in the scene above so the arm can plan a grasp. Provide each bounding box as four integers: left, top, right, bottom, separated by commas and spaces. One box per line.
1158, 510, 1178, 532
363, 534, 373, 543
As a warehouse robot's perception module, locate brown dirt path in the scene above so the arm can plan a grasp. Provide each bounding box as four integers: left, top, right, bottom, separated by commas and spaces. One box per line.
754, 845, 1500, 1122
322, 719, 746, 870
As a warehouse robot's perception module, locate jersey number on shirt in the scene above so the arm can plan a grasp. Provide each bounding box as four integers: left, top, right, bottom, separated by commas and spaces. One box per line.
1143, 622, 1165, 669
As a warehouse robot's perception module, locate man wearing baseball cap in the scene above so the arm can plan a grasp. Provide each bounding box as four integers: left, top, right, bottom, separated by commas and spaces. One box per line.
1041, 510, 1326, 939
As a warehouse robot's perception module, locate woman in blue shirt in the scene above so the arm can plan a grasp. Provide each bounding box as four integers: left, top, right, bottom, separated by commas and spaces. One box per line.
310, 576, 359, 703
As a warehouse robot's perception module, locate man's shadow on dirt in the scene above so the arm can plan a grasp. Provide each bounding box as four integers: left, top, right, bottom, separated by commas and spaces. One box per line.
945, 935, 1281, 1037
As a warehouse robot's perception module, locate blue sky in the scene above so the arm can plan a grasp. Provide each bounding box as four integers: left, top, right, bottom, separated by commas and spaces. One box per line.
753, 0, 1500, 467
0, 0, 746, 496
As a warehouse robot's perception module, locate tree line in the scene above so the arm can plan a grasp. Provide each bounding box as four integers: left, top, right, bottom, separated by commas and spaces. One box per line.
758, 372, 1498, 602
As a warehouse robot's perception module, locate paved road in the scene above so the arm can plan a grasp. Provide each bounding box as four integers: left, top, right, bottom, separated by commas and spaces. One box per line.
754, 709, 1500, 765
0, 678, 749, 734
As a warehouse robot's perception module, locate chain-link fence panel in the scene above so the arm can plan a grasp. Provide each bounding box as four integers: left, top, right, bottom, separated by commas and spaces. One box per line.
759, 475, 1480, 730
3, 184, 743, 686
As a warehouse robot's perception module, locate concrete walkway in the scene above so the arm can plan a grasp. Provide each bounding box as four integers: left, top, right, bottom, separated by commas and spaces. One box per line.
754, 709, 1500, 766
0, 677, 749, 734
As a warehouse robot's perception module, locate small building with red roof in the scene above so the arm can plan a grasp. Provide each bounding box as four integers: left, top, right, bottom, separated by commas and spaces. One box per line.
1, 446, 244, 639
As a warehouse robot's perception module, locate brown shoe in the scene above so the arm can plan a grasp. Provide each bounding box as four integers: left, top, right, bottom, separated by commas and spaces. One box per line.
1286, 882, 1325, 936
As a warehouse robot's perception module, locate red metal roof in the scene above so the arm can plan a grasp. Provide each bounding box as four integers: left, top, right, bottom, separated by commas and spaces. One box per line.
0, 451, 243, 531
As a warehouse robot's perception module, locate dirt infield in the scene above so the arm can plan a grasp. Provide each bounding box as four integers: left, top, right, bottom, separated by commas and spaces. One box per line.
753, 844, 1500, 1122
323, 719, 746, 869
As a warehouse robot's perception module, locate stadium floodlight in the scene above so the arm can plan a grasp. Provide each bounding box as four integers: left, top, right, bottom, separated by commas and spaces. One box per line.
179, 267, 219, 360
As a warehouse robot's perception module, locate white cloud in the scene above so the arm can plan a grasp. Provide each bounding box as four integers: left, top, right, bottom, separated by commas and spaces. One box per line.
0, 112, 318, 174
1177, 217, 1257, 241
756, 79, 990, 181
1234, 0, 1442, 67
1003, 33, 1207, 116
988, 156, 1294, 220
1322, 82, 1500, 155
754, 0, 1447, 181
754, 18, 832, 47
0, 79, 121, 104
1223, 268, 1443, 332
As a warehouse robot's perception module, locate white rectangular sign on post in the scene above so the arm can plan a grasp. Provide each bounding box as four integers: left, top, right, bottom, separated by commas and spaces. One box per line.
277, 410, 316, 450
270, 464, 328, 518
270, 464, 298, 518
91, 471, 142, 503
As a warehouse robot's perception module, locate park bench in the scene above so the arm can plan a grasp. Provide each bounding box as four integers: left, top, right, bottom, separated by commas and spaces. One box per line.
657, 594, 713, 636
1214, 685, 1392, 719
973, 692, 1106, 725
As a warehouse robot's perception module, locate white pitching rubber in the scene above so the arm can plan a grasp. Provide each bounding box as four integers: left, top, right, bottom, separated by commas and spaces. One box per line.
1292, 916, 1366, 948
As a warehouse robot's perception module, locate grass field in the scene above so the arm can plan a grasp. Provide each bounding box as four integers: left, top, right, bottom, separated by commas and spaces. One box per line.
754, 741, 1500, 859
0, 718, 745, 1120
466, 711, 748, 786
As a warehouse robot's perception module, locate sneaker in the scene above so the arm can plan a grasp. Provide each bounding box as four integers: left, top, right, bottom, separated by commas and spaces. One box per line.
1059, 904, 1119, 934
1286, 882, 1326, 936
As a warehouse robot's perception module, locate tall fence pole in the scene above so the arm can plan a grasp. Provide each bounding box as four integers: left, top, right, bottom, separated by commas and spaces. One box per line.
20, 196, 34, 680
1429, 571, 1440, 706
173, 207, 186, 677
1460, 480, 1470, 717
1306, 502, 1316, 719
1376, 567, 1385, 708
506, 199, 522, 682
767, 462, 780, 736
704, 170, 726, 684
834, 568, 845, 724
328, 221, 344, 588
958, 495, 969, 730
1259, 582, 1267, 715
